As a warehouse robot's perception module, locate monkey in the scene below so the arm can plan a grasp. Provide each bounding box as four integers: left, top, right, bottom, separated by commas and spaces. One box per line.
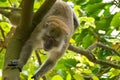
8, 0, 79, 80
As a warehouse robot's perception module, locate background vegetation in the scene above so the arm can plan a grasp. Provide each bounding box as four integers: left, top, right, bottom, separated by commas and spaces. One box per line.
0, 0, 120, 80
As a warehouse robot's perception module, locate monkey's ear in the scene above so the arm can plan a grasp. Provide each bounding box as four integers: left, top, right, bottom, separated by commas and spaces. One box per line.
44, 23, 49, 28
65, 32, 69, 35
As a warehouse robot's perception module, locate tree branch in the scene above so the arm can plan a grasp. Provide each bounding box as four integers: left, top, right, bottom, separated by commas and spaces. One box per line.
32, 0, 57, 29
0, 7, 21, 10
68, 42, 120, 69
0, 26, 5, 40
0, 10, 10, 18
2, 0, 34, 80
3, 27, 16, 48
0, 9, 21, 25
87, 42, 120, 56
35, 50, 47, 80
2, 0, 57, 79
35, 50, 42, 65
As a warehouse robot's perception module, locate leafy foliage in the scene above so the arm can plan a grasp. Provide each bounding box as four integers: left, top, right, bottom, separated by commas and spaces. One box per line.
1, 0, 120, 80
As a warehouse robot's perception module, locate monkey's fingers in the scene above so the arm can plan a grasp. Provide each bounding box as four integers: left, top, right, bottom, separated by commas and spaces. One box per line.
8, 60, 18, 66
7, 60, 22, 72
11, 66, 22, 72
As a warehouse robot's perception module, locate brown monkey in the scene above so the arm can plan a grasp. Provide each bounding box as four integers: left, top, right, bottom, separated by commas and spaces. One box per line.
8, 0, 79, 80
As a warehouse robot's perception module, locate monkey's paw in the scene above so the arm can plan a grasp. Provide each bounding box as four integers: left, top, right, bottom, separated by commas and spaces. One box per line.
7, 60, 22, 72
31, 75, 39, 80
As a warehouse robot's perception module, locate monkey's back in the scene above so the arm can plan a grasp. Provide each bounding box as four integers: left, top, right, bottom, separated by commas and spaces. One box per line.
43, 0, 74, 35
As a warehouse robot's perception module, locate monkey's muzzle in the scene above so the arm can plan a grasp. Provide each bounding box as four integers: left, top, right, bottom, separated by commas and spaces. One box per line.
44, 39, 54, 51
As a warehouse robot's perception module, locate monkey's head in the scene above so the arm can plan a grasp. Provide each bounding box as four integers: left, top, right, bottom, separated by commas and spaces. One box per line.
42, 21, 69, 51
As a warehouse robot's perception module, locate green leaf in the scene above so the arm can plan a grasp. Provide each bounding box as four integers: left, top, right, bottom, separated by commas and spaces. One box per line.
66, 73, 71, 80
0, 0, 6, 2
0, 2, 9, 7
73, 74, 84, 80
0, 76, 2, 80
108, 68, 120, 78
113, 56, 120, 60
92, 75, 99, 80
88, 0, 102, 4
95, 19, 110, 31
82, 34, 94, 49
86, 3, 106, 14
83, 69, 92, 74
76, 0, 85, 4
52, 75, 63, 80
111, 12, 120, 28
1, 22, 10, 32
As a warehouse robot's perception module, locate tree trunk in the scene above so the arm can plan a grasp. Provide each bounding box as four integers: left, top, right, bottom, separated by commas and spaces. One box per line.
2, 0, 34, 79
2, 0, 57, 80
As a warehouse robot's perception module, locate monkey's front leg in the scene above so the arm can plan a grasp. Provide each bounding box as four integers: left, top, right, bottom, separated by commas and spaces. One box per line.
32, 59, 56, 80
31, 45, 68, 80
8, 60, 22, 72
8, 40, 33, 72
32, 43, 67, 79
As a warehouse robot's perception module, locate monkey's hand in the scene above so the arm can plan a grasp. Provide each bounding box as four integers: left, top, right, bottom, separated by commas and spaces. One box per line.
31, 74, 39, 80
7, 60, 22, 72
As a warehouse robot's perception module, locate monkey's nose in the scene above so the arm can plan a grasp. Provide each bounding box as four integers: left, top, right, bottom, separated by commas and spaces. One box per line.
43, 40, 53, 51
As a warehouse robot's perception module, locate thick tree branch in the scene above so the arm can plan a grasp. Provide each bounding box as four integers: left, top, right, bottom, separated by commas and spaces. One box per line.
2, 0, 34, 80
32, 0, 57, 29
68, 44, 96, 61
2, 0, 57, 80
68, 42, 120, 69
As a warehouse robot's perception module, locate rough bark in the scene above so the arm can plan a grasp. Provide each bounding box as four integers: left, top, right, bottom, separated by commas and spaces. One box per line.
2, 0, 57, 80
2, 0, 34, 80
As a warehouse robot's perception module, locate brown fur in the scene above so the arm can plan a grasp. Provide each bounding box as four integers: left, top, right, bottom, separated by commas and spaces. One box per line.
8, 0, 79, 80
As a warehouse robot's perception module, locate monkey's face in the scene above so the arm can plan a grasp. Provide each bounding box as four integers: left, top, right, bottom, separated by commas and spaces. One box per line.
42, 22, 68, 51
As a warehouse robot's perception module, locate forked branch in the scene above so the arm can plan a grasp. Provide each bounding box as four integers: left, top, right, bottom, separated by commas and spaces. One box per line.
68, 42, 120, 69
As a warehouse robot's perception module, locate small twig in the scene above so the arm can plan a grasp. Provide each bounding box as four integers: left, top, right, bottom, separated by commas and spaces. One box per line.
95, 59, 120, 69
19, 0, 24, 8
35, 50, 47, 80
0, 47, 4, 53
0, 26, 5, 40
0, 7, 21, 10
96, 67, 111, 77
3, 27, 16, 47
8, 0, 12, 6
35, 50, 42, 65
0, 26, 16, 49
97, 43, 120, 56
87, 42, 120, 57
68, 44, 96, 60
89, 28, 100, 40
0, 10, 10, 18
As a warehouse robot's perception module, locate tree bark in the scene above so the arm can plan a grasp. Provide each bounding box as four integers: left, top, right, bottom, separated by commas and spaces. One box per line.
2, 0, 34, 80
2, 0, 57, 80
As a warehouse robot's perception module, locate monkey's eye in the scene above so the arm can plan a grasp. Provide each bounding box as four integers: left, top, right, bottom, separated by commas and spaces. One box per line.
44, 23, 49, 28
42, 35, 49, 40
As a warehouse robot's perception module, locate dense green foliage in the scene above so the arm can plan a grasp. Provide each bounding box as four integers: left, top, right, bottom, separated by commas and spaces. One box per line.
0, 0, 120, 80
